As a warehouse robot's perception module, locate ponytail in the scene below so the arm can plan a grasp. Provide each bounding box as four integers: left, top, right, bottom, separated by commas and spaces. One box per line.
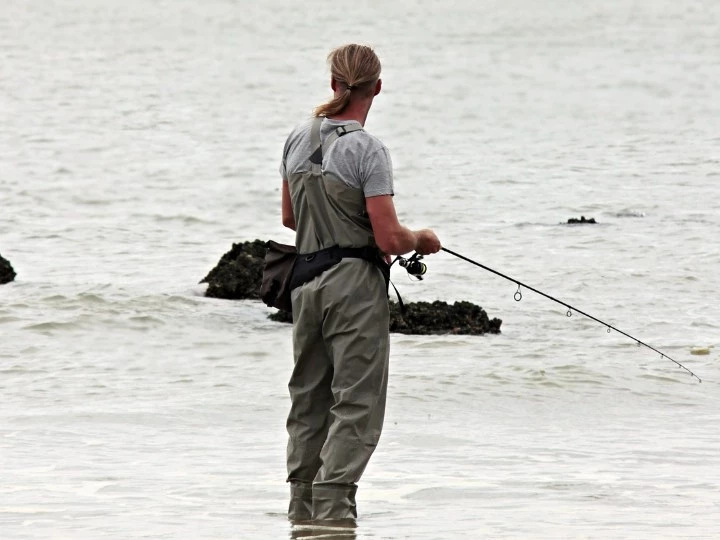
315, 87, 353, 117
314, 44, 381, 117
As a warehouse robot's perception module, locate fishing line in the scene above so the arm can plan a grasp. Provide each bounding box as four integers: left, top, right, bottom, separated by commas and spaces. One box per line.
441, 247, 702, 383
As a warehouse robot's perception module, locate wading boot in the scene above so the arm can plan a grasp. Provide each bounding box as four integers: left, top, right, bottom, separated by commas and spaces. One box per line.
288, 481, 313, 522
311, 483, 358, 524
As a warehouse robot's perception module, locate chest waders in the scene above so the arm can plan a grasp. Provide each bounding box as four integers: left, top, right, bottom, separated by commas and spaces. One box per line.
285, 118, 391, 522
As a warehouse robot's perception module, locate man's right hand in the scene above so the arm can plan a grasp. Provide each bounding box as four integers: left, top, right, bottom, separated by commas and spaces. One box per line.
415, 229, 441, 255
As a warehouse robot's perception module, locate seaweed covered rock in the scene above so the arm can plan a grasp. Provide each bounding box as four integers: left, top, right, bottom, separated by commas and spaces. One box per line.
200, 240, 267, 299
389, 300, 501, 335
270, 300, 502, 335
1, 252, 16, 284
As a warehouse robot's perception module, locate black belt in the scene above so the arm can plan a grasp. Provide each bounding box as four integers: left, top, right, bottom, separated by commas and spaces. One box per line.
289, 245, 389, 291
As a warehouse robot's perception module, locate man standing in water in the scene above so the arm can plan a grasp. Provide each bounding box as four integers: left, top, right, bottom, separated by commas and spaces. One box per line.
279, 44, 441, 523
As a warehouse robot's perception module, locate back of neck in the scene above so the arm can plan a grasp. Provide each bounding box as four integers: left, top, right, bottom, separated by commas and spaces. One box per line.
328, 103, 370, 126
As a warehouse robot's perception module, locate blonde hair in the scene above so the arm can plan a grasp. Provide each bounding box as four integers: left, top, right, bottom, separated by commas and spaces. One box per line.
314, 44, 381, 117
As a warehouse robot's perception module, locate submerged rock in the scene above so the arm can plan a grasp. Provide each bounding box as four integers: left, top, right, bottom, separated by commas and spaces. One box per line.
567, 216, 597, 224
200, 240, 267, 300
205, 240, 502, 335
614, 209, 645, 218
0, 253, 16, 284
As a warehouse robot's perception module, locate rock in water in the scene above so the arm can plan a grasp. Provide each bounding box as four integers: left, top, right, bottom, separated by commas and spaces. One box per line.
567, 216, 597, 224
268, 309, 293, 324
0, 253, 16, 284
200, 240, 267, 300
389, 300, 501, 335
270, 299, 502, 336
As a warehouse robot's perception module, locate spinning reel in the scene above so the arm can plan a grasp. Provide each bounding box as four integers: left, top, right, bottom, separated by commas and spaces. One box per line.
396, 252, 427, 280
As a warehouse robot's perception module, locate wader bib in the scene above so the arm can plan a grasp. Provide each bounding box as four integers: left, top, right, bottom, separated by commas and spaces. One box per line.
285, 117, 390, 521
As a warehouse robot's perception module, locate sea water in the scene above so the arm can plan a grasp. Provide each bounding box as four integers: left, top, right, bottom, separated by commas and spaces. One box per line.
2, 0, 719, 538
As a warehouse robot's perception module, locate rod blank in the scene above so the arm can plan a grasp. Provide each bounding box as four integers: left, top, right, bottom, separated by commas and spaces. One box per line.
441, 247, 702, 383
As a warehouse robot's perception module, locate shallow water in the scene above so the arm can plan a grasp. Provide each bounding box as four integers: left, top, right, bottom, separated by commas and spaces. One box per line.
2, 0, 719, 538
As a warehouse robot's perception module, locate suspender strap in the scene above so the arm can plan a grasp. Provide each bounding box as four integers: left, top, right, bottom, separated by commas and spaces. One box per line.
323, 123, 363, 151
308, 120, 362, 165
308, 117, 324, 166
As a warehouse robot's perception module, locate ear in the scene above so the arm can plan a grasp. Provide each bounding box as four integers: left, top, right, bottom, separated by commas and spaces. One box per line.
374, 78, 382, 96
331, 78, 338, 92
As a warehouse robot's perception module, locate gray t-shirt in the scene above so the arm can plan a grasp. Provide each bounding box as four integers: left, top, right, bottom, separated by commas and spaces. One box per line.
279, 118, 394, 197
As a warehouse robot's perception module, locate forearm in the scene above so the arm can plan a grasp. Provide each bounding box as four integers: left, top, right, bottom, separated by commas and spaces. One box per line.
382, 226, 418, 255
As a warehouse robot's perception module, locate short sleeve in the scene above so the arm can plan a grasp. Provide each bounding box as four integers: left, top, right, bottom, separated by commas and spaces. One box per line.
279, 156, 287, 180
279, 137, 289, 180
279, 126, 297, 181
361, 147, 394, 197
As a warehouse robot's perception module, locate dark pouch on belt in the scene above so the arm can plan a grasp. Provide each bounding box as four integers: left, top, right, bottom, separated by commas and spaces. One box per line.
260, 240, 297, 312
289, 246, 344, 290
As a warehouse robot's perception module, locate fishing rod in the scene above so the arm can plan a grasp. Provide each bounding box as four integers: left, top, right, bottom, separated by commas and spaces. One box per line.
429, 247, 701, 383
